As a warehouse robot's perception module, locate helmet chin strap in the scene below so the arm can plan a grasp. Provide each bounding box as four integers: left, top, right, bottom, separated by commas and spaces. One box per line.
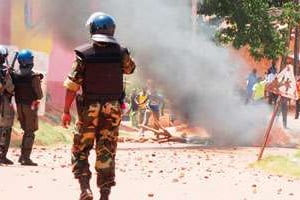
20, 64, 34, 69
91, 34, 117, 44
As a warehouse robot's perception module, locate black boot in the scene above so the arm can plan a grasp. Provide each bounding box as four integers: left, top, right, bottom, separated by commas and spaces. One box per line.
100, 188, 110, 200
19, 133, 37, 166
0, 157, 14, 165
0, 128, 13, 165
79, 176, 93, 200
19, 156, 38, 166
18, 148, 38, 166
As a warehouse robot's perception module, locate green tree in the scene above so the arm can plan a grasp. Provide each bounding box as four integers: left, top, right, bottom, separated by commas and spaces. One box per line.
200, 0, 300, 61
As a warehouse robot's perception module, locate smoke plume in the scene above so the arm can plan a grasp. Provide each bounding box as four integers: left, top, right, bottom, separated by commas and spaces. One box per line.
42, 0, 271, 145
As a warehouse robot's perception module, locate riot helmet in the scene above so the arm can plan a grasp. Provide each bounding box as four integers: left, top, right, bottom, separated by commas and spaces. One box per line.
17, 49, 34, 68
0, 45, 8, 65
86, 12, 117, 43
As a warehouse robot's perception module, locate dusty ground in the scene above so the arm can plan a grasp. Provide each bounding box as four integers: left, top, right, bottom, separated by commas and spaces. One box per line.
1, 111, 300, 200
1, 143, 300, 200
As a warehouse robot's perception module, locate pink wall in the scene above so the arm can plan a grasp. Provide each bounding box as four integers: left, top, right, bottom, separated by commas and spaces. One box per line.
0, 1, 75, 107
48, 36, 73, 82
0, 0, 11, 44
47, 35, 74, 106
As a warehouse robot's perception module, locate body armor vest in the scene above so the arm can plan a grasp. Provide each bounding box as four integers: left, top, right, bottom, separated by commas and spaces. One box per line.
75, 43, 123, 103
0, 65, 6, 85
13, 72, 38, 105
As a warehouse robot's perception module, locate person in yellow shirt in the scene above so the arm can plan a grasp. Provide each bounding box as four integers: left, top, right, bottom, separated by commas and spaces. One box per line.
134, 88, 149, 125
252, 77, 267, 102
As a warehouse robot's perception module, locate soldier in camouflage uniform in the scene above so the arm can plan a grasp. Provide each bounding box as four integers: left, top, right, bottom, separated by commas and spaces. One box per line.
61, 12, 136, 200
12, 49, 43, 166
0, 46, 15, 165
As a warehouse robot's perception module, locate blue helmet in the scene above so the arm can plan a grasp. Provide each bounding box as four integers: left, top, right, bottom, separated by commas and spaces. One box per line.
86, 12, 117, 43
17, 49, 34, 65
0, 45, 8, 58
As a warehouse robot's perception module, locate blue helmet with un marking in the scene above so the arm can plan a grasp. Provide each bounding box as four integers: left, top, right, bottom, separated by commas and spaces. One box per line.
17, 49, 34, 66
86, 12, 117, 43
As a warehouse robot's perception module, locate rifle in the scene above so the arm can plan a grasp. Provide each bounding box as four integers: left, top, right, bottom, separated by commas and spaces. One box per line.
4, 51, 18, 76
8, 51, 19, 71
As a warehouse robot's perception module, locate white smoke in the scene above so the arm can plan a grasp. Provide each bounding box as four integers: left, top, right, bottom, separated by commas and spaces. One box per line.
99, 0, 271, 145
42, 0, 271, 145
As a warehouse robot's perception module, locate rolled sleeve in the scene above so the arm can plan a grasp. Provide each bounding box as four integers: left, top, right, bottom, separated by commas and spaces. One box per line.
121, 48, 136, 74
63, 58, 84, 92
63, 78, 81, 92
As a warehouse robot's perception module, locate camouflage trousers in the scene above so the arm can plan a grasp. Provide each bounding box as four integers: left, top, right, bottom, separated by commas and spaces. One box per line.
72, 101, 121, 189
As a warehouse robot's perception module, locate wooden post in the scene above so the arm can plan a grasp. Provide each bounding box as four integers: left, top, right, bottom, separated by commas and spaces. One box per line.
257, 96, 282, 161
292, 0, 299, 74
293, 24, 299, 75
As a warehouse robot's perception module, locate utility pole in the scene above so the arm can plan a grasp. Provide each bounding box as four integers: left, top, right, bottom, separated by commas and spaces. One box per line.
294, 0, 299, 76
294, 26, 299, 75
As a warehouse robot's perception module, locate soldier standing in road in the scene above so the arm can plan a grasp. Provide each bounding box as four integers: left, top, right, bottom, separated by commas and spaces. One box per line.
0, 46, 15, 165
61, 12, 136, 200
12, 49, 43, 166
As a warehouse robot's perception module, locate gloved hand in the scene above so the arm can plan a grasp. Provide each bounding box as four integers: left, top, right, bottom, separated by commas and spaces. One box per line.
61, 112, 71, 128
120, 102, 127, 110
31, 100, 40, 110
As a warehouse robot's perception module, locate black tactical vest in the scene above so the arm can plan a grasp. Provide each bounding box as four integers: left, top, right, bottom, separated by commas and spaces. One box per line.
12, 72, 38, 105
0, 65, 6, 84
75, 43, 123, 103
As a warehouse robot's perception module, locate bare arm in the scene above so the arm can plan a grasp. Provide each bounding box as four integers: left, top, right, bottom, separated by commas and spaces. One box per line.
122, 48, 136, 74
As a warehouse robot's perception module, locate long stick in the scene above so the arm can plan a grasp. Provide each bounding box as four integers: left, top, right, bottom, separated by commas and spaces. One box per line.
257, 96, 282, 161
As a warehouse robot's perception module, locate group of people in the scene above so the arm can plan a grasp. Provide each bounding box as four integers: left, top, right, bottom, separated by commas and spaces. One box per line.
0, 47, 43, 166
3, 10, 300, 200
0, 12, 136, 200
245, 60, 278, 105
128, 86, 165, 136
245, 59, 300, 129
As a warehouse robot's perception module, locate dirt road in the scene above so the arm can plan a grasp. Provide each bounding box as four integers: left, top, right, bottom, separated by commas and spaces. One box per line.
0, 143, 299, 200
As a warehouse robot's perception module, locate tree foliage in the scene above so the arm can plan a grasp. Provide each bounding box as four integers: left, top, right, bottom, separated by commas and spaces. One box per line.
200, 0, 300, 60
